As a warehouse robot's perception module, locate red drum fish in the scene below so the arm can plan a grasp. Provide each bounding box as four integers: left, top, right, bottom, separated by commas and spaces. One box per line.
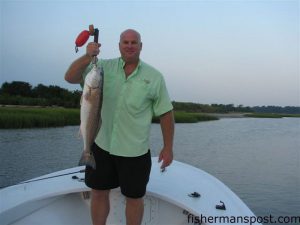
79, 59, 103, 169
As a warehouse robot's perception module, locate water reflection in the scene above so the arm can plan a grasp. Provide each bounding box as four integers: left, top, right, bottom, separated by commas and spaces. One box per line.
0, 118, 299, 220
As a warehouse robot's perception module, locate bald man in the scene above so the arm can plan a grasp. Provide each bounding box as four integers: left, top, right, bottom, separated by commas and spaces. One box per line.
65, 29, 174, 225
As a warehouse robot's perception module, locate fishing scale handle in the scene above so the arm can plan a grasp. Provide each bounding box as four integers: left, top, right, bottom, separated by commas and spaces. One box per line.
93, 28, 99, 44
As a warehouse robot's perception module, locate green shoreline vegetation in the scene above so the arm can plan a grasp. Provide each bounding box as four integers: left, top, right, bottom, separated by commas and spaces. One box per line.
0, 81, 299, 129
0, 107, 80, 129
0, 107, 219, 129
1, 107, 300, 129
153, 111, 219, 124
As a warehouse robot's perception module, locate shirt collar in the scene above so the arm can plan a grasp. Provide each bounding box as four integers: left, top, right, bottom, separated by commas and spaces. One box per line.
120, 57, 142, 79
120, 57, 142, 69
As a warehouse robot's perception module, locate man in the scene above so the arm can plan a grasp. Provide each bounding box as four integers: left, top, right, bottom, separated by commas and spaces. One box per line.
65, 29, 174, 225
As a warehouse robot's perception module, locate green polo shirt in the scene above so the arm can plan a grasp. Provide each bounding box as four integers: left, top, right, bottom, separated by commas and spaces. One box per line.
82, 57, 173, 157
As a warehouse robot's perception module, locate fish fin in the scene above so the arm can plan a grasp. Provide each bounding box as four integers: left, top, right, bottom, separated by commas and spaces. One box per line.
78, 151, 96, 169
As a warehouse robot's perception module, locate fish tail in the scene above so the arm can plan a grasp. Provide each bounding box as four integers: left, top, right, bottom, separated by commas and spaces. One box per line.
78, 151, 96, 169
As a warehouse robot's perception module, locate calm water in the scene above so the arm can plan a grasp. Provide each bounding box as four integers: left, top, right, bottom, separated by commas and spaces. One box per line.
0, 118, 299, 221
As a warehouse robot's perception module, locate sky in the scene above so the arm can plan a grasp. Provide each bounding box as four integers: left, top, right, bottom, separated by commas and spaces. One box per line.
0, 0, 299, 107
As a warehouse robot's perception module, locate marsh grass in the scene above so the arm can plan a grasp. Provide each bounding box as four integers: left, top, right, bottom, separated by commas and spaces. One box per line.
0, 107, 80, 129
0, 107, 221, 129
8, 107, 299, 129
152, 111, 219, 123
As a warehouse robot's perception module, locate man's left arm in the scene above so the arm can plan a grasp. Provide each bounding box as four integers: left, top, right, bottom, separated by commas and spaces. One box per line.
158, 110, 175, 169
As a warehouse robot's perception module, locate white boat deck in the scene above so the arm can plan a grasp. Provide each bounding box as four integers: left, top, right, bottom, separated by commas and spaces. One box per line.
0, 158, 260, 225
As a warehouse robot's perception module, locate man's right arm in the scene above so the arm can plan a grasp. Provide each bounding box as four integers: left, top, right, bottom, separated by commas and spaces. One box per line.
64, 54, 92, 84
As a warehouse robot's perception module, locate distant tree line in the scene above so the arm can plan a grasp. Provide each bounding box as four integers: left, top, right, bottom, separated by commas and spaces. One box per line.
0, 81, 81, 108
172, 102, 253, 113
0, 81, 299, 114
172, 102, 300, 114
251, 106, 300, 114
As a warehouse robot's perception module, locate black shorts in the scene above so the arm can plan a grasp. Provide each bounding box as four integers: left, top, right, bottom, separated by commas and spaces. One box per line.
85, 143, 152, 199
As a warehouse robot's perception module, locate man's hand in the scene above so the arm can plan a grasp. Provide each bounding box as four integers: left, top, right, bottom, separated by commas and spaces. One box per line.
158, 147, 173, 169
86, 42, 101, 57
158, 110, 174, 169
65, 42, 101, 84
